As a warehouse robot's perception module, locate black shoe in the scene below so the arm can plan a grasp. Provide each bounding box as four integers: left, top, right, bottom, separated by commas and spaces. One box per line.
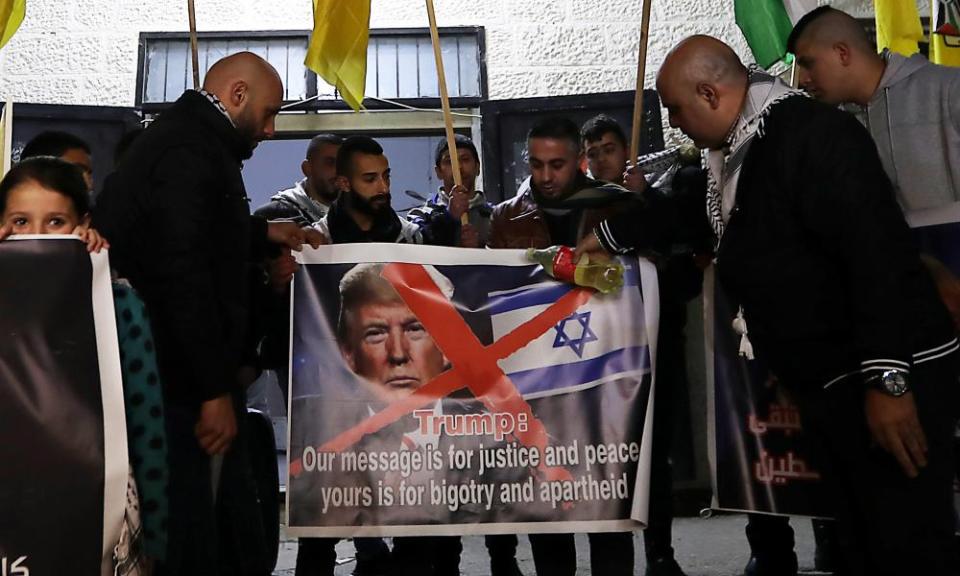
490, 558, 525, 576
743, 554, 798, 576
645, 556, 687, 576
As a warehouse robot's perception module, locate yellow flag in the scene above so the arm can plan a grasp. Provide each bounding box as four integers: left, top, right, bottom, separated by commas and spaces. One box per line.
874, 0, 923, 56
304, 0, 371, 111
0, 0, 25, 50
931, 0, 960, 66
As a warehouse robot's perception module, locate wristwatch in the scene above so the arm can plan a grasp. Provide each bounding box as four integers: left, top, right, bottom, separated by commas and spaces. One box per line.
874, 369, 910, 397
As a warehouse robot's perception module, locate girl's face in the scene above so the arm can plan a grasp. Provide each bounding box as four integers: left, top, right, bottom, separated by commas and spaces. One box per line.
1, 180, 84, 235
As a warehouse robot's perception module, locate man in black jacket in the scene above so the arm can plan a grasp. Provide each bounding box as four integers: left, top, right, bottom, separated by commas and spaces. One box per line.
578, 36, 959, 576
93, 52, 321, 574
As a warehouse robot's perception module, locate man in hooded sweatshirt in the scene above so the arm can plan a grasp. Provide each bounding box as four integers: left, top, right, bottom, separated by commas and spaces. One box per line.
256, 133, 343, 224
789, 6, 960, 212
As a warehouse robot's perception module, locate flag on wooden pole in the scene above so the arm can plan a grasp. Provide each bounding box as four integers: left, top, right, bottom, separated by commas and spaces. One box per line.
736, 0, 816, 68
0, 0, 25, 50
304, 0, 372, 111
875, 0, 922, 56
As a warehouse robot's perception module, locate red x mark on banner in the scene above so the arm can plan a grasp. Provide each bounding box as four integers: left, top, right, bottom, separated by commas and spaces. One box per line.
291, 262, 594, 484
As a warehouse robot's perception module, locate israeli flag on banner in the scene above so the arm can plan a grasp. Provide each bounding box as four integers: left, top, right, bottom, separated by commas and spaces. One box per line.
487, 259, 650, 398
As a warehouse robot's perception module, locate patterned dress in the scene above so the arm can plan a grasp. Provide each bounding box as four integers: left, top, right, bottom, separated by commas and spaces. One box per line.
113, 281, 169, 560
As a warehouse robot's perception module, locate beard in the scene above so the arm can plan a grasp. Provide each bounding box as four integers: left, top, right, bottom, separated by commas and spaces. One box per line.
233, 108, 261, 151
347, 188, 392, 215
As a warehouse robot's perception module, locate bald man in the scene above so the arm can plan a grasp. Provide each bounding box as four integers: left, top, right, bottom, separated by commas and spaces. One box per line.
94, 52, 322, 574
579, 36, 960, 576
789, 6, 960, 212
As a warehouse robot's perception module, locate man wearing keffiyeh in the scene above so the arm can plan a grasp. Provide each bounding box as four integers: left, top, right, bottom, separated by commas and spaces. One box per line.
578, 35, 960, 576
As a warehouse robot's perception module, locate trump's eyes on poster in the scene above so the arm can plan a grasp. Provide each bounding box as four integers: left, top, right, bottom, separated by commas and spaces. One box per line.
286, 244, 659, 537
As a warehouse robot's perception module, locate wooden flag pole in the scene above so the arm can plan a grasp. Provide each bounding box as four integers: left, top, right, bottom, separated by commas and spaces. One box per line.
425, 0, 469, 225
629, 0, 654, 166
188, 0, 201, 89
1, 100, 12, 177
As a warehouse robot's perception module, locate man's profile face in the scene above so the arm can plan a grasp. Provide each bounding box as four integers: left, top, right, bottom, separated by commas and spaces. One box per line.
436, 147, 479, 192
584, 132, 628, 184
658, 75, 730, 150
528, 137, 581, 199
303, 142, 341, 203
793, 39, 849, 105
340, 153, 392, 214
234, 79, 283, 149
60, 147, 93, 192
342, 299, 446, 404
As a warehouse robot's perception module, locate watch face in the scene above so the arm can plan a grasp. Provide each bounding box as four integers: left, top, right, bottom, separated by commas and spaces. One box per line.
881, 371, 909, 396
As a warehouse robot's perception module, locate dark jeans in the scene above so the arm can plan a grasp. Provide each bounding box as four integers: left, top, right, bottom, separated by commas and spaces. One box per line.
795, 352, 960, 575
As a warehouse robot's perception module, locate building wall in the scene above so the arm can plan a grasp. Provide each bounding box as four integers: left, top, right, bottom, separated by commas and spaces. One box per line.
0, 0, 756, 107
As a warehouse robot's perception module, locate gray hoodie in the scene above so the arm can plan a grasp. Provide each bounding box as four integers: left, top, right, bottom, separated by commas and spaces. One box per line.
858, 51, 960, 211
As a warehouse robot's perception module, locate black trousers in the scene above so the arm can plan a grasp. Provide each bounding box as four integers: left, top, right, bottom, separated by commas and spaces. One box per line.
156, 402, 219, 576
295, 537, 390, 576
792, 352, 959, 576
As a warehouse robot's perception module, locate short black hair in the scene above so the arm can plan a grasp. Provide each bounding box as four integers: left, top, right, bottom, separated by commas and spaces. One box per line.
434, 134, 479, 167
580, 114, 628, 148
306, 133, 344, 160
336, 136, 384, 177
787, 5, 835, 54
20, 131, 92, 161
0, 156, 90, 216
527, 117, 581, 153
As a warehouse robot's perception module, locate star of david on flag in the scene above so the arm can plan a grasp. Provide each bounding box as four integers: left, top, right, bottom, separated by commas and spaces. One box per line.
553, 311, 598, 358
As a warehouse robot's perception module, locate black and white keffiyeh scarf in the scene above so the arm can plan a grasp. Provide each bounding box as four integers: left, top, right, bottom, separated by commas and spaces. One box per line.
705, 70, 806, 244
705, 70, 805, 359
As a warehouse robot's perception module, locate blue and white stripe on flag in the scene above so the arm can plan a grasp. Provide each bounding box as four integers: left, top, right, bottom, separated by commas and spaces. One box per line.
488, 259, 650, 398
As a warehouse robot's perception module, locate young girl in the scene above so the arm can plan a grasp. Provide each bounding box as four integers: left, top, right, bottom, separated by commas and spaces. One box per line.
0, 156, 107, 250
0, 157, 168, 572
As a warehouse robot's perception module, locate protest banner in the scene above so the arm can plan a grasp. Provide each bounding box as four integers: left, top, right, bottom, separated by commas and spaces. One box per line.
708, 202, 960, 518
0, 237, 127, 575
705, 268, 831, 518
285, 244, 658, 537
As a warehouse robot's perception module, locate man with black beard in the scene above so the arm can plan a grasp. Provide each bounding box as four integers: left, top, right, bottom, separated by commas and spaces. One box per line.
313, 136, 422, 244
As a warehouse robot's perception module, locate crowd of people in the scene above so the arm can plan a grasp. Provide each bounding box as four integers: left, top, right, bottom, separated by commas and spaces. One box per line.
2, 6, 959, 576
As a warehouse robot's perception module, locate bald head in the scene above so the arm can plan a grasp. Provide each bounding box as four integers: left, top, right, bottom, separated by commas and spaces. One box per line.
789, 7, 885, 105
656, 36, 748, 150
659, 35, 748, 93
202, 52, 283, 149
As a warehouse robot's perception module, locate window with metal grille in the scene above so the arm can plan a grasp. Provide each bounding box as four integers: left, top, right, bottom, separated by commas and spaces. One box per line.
136, 28, 487, 111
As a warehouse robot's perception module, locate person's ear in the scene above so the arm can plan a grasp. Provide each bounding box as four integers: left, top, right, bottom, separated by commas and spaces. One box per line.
301, 159, 311, 179
229, 80, 249, 108
335, 175, 349, 193
834, 42, 851, 66
697, 82, 720, 109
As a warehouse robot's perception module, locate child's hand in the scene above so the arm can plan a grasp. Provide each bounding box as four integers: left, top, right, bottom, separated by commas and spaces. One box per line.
73, 224, 110, 253
0, 223, 10, 242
